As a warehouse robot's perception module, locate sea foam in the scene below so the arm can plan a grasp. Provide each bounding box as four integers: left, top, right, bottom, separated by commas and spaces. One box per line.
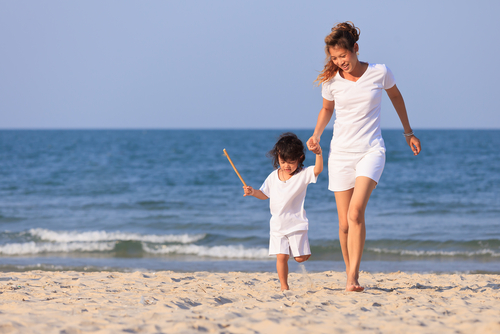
28, 228, 205, 244
368, 247, 500, 257
143, 244, 269, 259
0, 241, 115, 255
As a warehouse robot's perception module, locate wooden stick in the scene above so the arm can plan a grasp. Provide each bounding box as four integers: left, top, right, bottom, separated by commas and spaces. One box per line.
223, 149, 247, 187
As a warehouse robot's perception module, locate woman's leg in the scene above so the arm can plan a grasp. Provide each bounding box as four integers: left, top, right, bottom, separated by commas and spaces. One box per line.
334, 188, 354, 277
335, 176, 377, 291
276, 254, 290, 291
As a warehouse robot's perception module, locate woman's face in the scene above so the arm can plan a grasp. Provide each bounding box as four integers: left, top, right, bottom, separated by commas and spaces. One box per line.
328, 44, 359, 74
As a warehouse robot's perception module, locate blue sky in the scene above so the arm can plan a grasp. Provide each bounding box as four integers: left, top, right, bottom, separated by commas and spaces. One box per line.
1, 1, 499, 129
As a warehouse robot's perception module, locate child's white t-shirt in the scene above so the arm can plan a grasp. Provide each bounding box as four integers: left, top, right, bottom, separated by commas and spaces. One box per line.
259, 166, 317, 236
322, 63, 396, 152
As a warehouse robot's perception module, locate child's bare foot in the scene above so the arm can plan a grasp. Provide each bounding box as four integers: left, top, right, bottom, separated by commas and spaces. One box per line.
281, 284, 289, 292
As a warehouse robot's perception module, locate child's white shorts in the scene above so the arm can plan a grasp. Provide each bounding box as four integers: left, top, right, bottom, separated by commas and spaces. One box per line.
269, 230, 311, 257
328, 147, 386, 192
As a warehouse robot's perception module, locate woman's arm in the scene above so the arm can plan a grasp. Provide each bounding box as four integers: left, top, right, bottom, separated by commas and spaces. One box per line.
385, 85, 421, 156
307, 99, 335, 152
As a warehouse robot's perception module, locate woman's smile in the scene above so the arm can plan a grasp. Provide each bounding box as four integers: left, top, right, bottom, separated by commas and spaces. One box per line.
329, 45, 358, 74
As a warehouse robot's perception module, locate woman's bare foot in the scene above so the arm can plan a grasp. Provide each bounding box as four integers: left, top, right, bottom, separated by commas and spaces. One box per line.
346, 284, 364, 292
281, 284, 289, 292
346, 275, 364, 292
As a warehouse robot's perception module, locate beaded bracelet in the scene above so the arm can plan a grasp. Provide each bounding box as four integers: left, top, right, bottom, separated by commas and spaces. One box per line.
403, 131, 414, 137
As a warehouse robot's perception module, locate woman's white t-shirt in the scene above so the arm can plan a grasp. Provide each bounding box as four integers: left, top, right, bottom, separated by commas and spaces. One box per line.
322, 63, 396, 152
259, 166, 317, 236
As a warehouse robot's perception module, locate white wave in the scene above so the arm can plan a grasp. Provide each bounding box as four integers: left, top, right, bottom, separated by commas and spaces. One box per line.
0, 241, 115, 255
28, 228, 205, 244
143, 243, 269, 259
368, 248, 500, 257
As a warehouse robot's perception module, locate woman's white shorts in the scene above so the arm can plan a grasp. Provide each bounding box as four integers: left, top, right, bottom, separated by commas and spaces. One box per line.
269, 230, 310, 257
328, 147, 386, 192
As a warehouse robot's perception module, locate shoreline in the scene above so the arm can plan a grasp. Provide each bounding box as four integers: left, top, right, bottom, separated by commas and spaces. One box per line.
1, 270, 499, 333
2, 258, 500, 275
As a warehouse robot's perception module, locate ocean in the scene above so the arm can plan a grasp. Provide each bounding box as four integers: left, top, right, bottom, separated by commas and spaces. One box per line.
0, 129, 499, 274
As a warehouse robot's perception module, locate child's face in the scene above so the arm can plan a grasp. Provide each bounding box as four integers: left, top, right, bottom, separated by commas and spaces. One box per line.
278, 157, 299, 176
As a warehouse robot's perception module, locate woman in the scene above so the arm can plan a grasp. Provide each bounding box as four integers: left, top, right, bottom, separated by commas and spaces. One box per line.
307, 22, 421, 292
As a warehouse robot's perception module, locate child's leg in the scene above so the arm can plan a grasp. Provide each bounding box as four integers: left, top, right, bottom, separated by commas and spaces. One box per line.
288, 231, 311, 263
294, 254, 310, 263
276, 254, 290, 291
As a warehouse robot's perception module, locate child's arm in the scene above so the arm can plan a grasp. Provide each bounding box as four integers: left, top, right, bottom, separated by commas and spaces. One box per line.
243, 186, 269, 200
312, 147, 323, 177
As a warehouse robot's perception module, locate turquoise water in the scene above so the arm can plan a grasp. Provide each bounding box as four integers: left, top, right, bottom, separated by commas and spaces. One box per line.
0, 129, 499, 273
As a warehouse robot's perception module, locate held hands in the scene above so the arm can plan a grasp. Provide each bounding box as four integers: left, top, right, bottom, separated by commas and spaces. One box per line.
406, 135, 421, 156
312, 146, 322, 155
307, 136, 321, 154
243, 186, 254, 197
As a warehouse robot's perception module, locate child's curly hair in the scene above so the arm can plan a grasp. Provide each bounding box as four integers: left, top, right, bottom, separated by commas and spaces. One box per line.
267, 132, 306, 173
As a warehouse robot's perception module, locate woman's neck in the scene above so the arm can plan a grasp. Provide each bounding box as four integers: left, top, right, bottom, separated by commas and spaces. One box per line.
341, 61, 368, 82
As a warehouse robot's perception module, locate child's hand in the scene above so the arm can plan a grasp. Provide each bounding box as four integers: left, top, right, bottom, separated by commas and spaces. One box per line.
311, 146, 322, 155
243, 186, 254, 197
307, 136, 320, 152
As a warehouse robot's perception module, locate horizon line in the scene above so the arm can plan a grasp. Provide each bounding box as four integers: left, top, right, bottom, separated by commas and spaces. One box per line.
0, 127, 498, 131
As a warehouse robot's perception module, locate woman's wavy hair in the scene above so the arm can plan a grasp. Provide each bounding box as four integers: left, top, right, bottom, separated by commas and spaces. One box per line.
315, 21, 360, 85
267, 132, 305, 173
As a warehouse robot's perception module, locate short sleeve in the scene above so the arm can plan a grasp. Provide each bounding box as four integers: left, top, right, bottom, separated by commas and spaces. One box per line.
259, 173, 272, 198
321, 81, 335, 101
383, 65, 396, 90
305, 166, 318, 184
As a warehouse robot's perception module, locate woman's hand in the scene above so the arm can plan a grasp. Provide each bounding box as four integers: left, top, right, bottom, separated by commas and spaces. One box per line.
406, 135, 421, 156
308, 99, 334, 154
307, 136, 321, 153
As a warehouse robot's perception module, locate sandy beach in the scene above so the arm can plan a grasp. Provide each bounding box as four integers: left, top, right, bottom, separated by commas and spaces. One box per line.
0, 270, 499, 333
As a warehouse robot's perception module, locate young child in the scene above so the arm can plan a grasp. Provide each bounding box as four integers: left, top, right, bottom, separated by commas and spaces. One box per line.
243, 132, 323, 291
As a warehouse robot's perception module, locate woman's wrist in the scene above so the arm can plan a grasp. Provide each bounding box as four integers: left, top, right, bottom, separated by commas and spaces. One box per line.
312, 133, 321, 140
403, 130, 414, 137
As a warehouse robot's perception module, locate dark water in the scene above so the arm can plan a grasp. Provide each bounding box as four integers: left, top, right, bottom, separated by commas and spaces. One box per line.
0, 129, 499, 273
